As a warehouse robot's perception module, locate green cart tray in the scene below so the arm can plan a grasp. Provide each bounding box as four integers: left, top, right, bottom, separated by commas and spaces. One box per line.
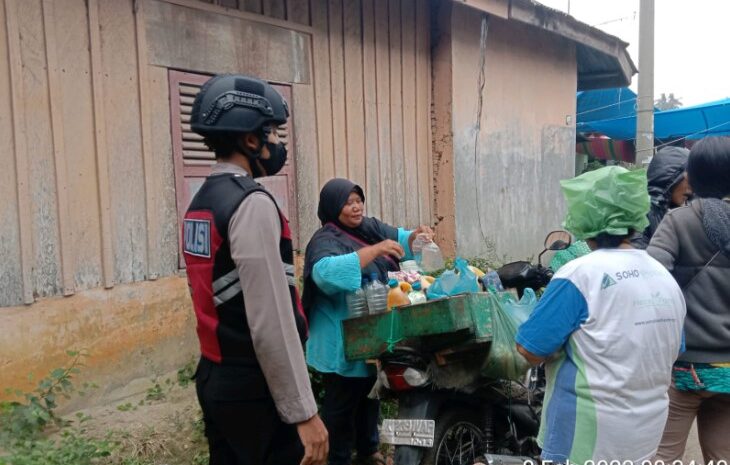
342, 293, 494, 361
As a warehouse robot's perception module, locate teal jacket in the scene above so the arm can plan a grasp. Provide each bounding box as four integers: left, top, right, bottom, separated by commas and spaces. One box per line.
306, 229, 413, 377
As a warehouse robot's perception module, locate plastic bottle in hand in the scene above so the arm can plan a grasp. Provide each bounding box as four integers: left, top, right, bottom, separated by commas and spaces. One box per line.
387, 279, 411, 310
365, 273, 388, 315
420, 242, 445, 272
407, 281, 427, 305
411, 233, 430, 265
346, 278, 369, 317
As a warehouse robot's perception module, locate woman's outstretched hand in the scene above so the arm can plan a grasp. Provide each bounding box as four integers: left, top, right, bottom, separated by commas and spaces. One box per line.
413, 225, 435, 241
409, 225, 435, 253
357, 239, 405, 268
377, 239, 405, 259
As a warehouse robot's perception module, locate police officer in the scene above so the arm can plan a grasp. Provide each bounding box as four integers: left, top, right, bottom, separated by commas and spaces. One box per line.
184, 74, 328, 465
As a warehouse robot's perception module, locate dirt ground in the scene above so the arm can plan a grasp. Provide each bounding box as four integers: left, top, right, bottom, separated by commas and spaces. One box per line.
74, 380, 705, 465
77, 380, 206, 465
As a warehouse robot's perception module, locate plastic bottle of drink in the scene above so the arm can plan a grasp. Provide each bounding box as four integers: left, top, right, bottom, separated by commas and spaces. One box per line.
420, 242, 445, 272
411, 233, 430, 265
365, 273, 388, 315
387, 279, 411, 309
345, 278, 369, 317
407, 281, 428, 305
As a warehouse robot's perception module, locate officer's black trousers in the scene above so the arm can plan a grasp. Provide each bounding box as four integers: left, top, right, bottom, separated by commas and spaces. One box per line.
195, 357, 304, 465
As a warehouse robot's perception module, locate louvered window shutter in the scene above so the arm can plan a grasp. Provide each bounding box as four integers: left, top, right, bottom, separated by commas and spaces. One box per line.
179, 82, 215, 164
169, 70, 299, 268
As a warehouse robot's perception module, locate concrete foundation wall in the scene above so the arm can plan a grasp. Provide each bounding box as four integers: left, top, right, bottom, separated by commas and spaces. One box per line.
0, 277, 197, 407
450, 7, 577, 262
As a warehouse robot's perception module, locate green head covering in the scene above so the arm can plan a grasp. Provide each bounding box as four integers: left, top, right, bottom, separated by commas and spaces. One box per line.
560, 166, 650, 241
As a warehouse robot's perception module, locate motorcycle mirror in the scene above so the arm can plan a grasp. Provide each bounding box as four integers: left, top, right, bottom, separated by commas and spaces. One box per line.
548, 239, 570, 251
544, 231, 572, 251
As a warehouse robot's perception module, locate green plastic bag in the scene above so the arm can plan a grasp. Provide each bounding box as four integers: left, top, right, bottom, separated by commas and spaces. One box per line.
560, 166, 650, 240
481, 291, 537, 380
501, 288, 537, 324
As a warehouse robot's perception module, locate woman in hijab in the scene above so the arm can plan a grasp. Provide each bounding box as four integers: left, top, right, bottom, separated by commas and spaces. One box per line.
302, 178, 433, 465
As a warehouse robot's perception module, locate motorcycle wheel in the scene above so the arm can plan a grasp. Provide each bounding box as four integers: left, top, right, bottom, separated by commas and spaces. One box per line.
421, 407, 485, 465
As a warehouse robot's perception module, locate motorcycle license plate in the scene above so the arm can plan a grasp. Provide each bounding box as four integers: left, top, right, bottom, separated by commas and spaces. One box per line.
380, 419, 435, 447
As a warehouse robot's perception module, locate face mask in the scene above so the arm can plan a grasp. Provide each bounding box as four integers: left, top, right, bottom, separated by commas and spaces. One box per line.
257, 141, 288, 177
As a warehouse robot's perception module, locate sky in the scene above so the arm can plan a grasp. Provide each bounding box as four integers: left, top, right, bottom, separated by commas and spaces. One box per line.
538, 0, 730, 107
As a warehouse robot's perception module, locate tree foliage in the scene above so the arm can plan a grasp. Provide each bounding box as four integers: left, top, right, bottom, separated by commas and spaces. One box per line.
655, 93, 683, 111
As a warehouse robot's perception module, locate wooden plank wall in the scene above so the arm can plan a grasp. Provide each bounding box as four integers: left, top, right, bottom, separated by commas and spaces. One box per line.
0, 0, 179, 307
0, 0, 432, 307
0, 0, 27, 305
307, 0, 433, 228
149, 0, 433, 233
202, 0, 312, 25
157, 0, 433, 236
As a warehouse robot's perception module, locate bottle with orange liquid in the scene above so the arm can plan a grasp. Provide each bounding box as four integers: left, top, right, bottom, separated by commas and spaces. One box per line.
387, 279, 411, 310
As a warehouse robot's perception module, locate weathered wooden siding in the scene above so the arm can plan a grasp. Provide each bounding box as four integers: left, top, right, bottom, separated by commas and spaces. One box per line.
309, 0, 432, 229
198, 0, 310, 26
0, 0, 180, 306
0, 0, 432, 306
49, 0, 102, 292
0, 0, 25, 305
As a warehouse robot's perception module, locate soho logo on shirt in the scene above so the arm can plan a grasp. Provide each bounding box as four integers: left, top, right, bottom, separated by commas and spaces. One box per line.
615, 269, 640, 281
601, 269, 641, 290
600, 273, 617, 289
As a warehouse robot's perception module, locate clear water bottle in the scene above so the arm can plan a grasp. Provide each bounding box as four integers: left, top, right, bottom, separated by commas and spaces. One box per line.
411, 233, 430, 265
365, 273, 388, 315
346, 278, 369, 317
420, 242, 445, 272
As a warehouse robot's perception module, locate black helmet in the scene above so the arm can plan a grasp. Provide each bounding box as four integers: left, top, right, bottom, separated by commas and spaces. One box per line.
265, 85, 289, 125
190, 74, 283, 135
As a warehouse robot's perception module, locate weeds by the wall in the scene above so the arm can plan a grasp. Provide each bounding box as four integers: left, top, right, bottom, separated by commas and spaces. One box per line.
0, 350, 115, 465
1, 350, 90, 442
0, 353, 206, 465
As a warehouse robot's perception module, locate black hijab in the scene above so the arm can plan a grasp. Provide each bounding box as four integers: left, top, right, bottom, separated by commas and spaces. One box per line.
302, 178, 400, 313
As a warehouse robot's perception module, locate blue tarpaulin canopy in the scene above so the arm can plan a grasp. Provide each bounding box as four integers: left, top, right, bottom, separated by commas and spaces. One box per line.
578, 97, 730, 141
577, 87, 637, 123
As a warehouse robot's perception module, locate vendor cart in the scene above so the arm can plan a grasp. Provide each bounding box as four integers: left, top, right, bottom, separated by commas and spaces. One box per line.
341, 292, 542, 465
342, 293, 493, 363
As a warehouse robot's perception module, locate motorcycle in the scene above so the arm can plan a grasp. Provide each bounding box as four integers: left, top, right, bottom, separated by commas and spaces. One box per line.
378, 231, 571, 465
496, 230, 571, 298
